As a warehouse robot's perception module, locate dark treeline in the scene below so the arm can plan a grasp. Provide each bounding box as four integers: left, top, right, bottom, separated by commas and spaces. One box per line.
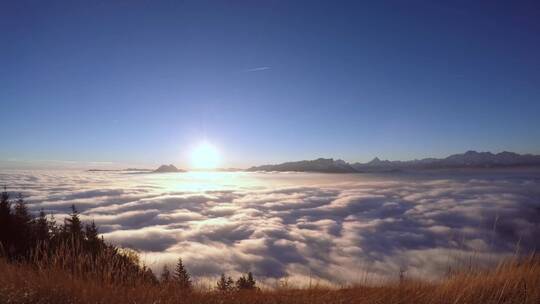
0, 189, 258, 291
0, 189, 157, 285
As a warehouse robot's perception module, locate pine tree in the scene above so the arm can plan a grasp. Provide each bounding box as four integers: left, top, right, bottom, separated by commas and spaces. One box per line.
227, 276, 234, 290
65, 204, 83, 238
173, 258, 192, 289
217, 273, 227, 291
142, 266, 159, 285
0, 188, 12, 255
217, 273, 234, 292
0, 188, 11, 217
236, 272, 257, 290
47, 213, 59, 236
85, 220, 100, 253
13, 193, 31, 224
85, 220, 98, 241
12, 193, 32, 257
35, 209, 50, 243
247, 272, 256, 289
161, 264, 171, 283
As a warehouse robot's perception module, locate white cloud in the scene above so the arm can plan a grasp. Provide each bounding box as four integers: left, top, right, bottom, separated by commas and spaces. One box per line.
2, 170, 539, 284
245, 66, 271, 72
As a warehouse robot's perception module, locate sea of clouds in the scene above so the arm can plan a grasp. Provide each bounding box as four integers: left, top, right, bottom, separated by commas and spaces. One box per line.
1, 169, 539, 286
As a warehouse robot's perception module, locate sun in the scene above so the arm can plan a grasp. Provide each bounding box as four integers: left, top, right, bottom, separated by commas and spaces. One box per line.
190, 142, 220, 170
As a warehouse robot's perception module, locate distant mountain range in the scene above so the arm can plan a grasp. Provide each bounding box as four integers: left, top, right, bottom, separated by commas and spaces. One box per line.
248, 158, 357, 173
247, 151, 540, 173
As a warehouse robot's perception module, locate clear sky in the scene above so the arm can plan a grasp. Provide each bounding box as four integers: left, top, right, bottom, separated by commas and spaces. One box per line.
1, 0, 540, 169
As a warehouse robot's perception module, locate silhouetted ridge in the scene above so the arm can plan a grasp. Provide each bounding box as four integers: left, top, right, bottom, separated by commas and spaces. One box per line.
154, 164, 184, 173
248, 158, 357, 173
249, 151, 540, 173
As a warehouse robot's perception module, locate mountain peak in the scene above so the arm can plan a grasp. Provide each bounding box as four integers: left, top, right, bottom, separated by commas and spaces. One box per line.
154, 164, 184, 173
369, 157, 381, 164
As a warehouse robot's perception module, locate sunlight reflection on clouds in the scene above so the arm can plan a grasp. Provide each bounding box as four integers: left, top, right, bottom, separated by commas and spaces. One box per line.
1, 170, 539, 285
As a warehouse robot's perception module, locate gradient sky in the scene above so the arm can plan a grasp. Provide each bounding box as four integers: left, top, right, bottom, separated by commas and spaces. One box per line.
1, 0, 540, 169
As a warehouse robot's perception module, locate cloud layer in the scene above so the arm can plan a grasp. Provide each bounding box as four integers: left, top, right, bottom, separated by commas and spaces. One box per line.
1, 169, 539, 285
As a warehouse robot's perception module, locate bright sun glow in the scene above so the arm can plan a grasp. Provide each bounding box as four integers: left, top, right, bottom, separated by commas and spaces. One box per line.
190, 142, 220, 170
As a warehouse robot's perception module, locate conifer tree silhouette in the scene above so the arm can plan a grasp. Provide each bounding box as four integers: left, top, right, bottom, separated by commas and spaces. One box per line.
217, 273, 234, 291
173, 258, 192, 289
65, 204, 83, 238
161, 264, 171, 283
35, 209, 50, 243
0, 189, 12, 255
236, 272, 257, 290
85, 220, 100, 253
13, 193, 32, 258
0, 190, 159, 284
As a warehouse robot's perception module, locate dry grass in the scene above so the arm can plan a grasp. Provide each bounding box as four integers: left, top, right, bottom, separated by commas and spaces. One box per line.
1, 255, 538, 304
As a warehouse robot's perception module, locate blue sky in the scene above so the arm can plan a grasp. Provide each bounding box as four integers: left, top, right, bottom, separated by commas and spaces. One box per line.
1, 0, 540, 169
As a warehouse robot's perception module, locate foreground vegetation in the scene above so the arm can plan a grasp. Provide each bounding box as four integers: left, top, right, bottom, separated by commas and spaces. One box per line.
1, 256, 538, 304
1, 190, 538, 303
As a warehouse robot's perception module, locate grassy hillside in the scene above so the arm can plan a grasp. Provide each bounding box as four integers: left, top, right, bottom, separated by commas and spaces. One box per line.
1, 256, 538, 304
1, 191, 538, 303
